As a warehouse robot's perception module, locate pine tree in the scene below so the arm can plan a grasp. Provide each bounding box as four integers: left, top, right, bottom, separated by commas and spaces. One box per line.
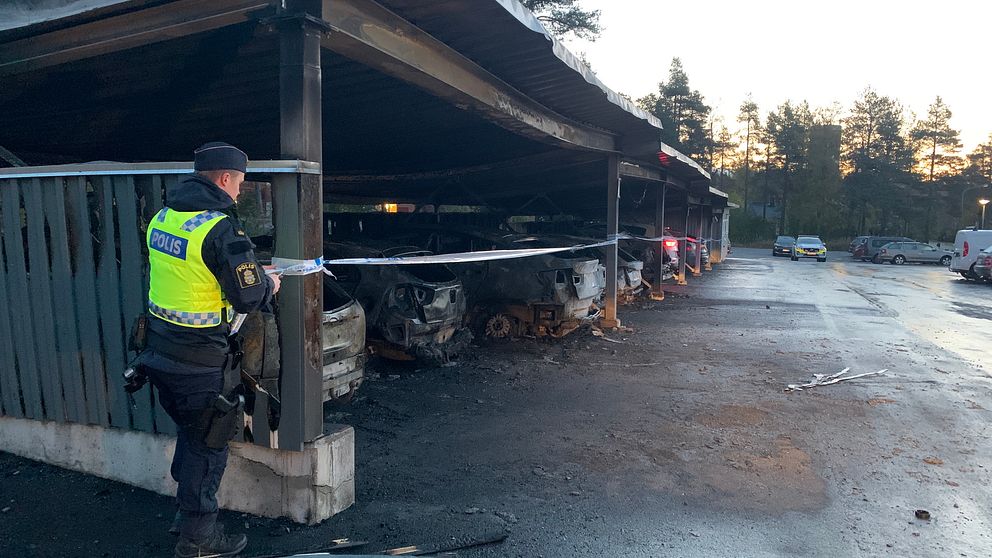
737, 97, 761, 210
841, 88, 914, 235
765, 101, 813, 233
521, 0, 602, 39
910, 96, 963, 240
636, 58, 711, 162
967, 134, 992, 183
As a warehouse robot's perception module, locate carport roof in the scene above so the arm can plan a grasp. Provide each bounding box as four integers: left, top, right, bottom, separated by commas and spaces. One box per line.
375, 0, 664, 145
0, 0, 712, 189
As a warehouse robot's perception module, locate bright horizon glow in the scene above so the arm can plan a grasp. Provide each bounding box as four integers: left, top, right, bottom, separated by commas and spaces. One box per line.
562, 0, 991, 153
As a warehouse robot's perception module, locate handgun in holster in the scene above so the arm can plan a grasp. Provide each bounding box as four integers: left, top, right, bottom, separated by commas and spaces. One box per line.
199, 337, 248, 449
123, 314, 150, 404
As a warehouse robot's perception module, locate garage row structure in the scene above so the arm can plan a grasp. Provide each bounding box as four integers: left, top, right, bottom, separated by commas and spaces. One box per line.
0, 0, 729, 522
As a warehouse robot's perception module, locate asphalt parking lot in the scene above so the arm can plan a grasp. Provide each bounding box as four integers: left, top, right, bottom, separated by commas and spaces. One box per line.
2, 247, 991, 557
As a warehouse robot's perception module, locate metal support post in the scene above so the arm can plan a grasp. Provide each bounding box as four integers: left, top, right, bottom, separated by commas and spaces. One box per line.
650, 183, 667, 300
704, 206, 713, 270
692, 201, 702, 277
274, 4, 325, 451
678, 196, 689, 286
602, 155, 620, 328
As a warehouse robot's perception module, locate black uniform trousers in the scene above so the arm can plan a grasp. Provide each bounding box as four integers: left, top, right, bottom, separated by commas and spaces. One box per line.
144, 353, 229, 541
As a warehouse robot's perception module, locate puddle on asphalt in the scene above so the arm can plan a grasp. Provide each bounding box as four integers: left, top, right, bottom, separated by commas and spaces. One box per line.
952, 301, 992, 321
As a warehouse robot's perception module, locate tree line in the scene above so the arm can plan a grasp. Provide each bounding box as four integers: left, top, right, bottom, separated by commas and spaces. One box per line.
522, 1, 989, 242
636, 58, 992, 243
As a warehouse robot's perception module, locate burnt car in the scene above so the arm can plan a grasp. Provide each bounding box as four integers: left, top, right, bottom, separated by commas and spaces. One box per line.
320, 279, 367, 401
683, 235, 710, 268
324, 241, 470, 365
509, 234, 646, 302
405, 228, 605, 339
620, 234, 679, 285
241, 253, 366, 403
524, 222, 677, 287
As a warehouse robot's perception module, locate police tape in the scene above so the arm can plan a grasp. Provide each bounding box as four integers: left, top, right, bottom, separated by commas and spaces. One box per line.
611, 233, 710, 244
269, 257, 334, 277
265, 238, 619, 275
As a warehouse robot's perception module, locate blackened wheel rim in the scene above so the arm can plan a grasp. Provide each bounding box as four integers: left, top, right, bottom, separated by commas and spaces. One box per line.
484, 313, 513, 339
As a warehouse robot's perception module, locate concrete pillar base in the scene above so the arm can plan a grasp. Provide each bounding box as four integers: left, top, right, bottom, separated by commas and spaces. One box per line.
704, 263, 713, 271
0, 416, 354, 525
598, 318, 621, 329
692, 271, 702, 277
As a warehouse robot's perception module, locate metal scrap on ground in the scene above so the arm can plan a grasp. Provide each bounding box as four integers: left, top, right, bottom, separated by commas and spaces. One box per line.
785, 368, 888, 392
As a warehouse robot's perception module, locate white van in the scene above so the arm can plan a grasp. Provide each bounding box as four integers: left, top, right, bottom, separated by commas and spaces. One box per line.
950, 229, 992, 279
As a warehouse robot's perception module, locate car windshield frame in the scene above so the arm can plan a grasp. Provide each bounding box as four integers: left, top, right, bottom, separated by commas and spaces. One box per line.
796, 236, 822, 245
775, 236, 795, 244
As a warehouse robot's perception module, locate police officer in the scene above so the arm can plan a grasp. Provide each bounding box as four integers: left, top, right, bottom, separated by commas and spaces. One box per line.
142, 142, 280, 558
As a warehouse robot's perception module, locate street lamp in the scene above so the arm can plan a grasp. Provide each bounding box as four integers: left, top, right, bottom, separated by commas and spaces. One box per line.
961, 184, 991, 227
981, 198, 991, 229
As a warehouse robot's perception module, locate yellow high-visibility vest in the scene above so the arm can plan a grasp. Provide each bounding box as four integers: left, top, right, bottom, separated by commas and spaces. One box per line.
146, 207, 233, 327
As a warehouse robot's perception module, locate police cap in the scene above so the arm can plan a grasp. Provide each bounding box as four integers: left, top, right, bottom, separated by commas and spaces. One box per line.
193, 142, 248, 174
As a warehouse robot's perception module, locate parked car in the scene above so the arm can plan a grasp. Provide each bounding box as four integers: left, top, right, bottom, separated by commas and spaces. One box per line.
791, 236, 827, 262
859, 236, 914, 262
324, 241, 470, 365
405, 228, 605, 339
973, 246, 992, 281
950, 229, 992, 280
849, 236, 868, 254
772, 235, 796, 257
875, 242, 952, 266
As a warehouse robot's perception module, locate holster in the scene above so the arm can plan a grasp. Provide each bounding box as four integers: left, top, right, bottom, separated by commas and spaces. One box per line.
202, 393, 244, 449
128, 313, 149, 354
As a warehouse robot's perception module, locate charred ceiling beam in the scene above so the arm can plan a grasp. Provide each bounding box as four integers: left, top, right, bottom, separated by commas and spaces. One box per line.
0, 0, 274, 76
319, 0, 617, 153
325, 149, 599, 184
619, 162, 665, 183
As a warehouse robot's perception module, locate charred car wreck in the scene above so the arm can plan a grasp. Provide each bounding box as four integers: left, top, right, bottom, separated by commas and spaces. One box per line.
242, 254, 367, 403
320, 279, 367, 401
406, 229, 605, 339
513, 234, 646, 303
324, 241, 471, 365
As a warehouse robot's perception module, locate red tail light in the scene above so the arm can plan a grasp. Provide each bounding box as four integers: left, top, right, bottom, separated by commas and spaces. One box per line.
964, 241, 969, 257
663, 239, 677, 248
984, 255, 992, 267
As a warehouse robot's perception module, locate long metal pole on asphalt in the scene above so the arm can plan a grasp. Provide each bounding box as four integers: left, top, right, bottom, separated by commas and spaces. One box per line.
652, 183, 667, 300
960, 184, 990, 228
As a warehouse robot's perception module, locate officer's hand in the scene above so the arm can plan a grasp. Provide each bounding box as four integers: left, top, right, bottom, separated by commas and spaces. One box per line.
269, 272, 282, 295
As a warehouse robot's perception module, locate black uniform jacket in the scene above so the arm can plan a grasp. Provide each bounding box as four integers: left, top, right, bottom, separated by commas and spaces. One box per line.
145, 174, 274, 371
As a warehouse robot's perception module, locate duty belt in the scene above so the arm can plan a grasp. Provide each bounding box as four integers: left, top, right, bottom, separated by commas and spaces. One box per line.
146, 329, 229, 368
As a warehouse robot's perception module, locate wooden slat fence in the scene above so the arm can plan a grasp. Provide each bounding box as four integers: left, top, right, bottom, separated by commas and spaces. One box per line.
0, 161, 319, 449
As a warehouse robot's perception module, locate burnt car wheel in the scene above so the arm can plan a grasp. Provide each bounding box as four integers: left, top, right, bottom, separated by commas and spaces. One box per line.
484, 313, 516, 339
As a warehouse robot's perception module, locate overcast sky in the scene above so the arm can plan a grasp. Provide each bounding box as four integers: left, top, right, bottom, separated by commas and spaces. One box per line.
563, 0, 990, 152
